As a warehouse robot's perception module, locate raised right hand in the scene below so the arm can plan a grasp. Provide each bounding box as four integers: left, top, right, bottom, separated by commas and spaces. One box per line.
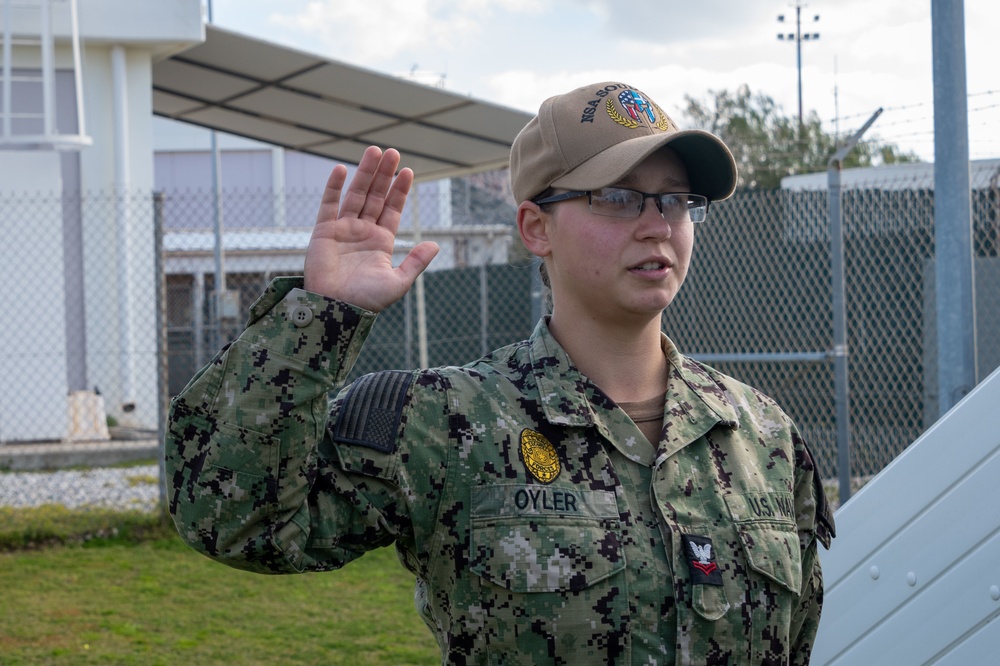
303, 146, 440, 312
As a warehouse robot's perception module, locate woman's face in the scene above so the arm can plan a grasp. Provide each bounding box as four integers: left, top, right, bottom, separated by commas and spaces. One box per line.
541, 147, 696, 326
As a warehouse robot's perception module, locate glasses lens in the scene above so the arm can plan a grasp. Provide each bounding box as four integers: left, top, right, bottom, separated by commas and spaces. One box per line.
660, 193, 708, 223
588, 188, 708, 222
589, 188, 642, 217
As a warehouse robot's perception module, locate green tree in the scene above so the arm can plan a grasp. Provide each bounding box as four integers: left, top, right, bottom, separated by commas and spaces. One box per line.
682, 84, 920, 189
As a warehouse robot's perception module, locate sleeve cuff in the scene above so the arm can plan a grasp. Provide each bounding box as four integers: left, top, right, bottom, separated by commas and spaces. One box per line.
240, 276, 377, 382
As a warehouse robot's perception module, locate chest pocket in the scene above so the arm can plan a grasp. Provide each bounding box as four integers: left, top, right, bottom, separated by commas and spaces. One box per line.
469, 484, 624, 592
725, 491, 803, 594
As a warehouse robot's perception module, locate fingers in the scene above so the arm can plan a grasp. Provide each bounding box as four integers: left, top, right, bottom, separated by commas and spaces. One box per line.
379, 165, 413, 235
336, 146, 410, 224
336, 146, 382, 220
315, 164, 348, 226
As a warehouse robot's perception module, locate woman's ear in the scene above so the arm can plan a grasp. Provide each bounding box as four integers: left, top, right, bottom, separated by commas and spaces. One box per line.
517, 201, 552, 259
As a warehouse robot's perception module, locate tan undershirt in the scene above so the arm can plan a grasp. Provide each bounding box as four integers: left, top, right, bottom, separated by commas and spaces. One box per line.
617, 392, 666, 448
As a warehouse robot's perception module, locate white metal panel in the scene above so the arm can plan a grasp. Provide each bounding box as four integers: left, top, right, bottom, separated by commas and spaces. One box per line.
153, 25, 533, 183
228, 88, 392, 135
936, 614, 1000, 666
181, 105, 333, 149
151, 59, 259, 103
812, 365, 1000, 664
157, 23, 319, 81
285, 62, 467, 118
363, 122, 512, 165
432, 103, 538, 145
151, 89, 203, 116
823, 527, 1000, 663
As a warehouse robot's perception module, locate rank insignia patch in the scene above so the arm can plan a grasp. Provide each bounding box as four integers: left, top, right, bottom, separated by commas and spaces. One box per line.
520, 429, 560, 483
682, 534, 724, 586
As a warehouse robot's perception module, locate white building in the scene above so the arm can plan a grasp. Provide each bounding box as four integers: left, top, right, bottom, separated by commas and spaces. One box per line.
1, 0, 204, 440
0, 0, 529, 442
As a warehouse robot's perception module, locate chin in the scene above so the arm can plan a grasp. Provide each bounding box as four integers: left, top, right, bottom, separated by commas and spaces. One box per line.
622, 301, 672, 322
631, 290, 677, 314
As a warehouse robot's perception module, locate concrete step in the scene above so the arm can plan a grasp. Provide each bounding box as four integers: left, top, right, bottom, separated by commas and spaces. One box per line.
0, 437, 159, 471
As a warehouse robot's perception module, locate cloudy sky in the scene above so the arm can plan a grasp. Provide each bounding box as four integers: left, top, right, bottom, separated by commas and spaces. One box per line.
209, 0, 999, 163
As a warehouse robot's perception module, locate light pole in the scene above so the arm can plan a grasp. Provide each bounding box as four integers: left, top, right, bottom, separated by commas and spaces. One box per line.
778, 1, 820, 137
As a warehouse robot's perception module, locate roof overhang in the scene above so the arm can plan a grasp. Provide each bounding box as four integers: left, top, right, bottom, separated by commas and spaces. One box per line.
152, 25, 533, 182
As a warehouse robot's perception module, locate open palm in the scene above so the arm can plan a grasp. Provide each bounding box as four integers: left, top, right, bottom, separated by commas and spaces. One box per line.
304, 146, 439, 312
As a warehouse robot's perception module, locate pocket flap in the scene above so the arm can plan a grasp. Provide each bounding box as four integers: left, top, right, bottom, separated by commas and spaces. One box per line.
725, 492, 802, 594
469, 485, 624, 593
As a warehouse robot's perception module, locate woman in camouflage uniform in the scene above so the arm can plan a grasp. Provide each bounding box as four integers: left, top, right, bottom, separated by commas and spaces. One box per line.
166, 81, 834, 665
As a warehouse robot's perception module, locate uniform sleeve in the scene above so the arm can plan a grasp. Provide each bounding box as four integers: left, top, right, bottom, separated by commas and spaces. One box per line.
164, 277, 406, 574
789, 426, 836, 664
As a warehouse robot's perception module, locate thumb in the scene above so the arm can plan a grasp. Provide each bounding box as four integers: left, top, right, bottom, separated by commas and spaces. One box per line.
394, 241, 440, 288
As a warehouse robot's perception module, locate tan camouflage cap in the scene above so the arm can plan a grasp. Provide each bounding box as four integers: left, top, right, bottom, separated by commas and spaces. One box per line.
510, 81, 738, 204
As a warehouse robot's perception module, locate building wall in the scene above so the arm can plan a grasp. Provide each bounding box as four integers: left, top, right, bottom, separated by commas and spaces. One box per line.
0, 0, 203, 439
76, 44, 160, 427
0, 152, 68, 440
151, 124, 457, 233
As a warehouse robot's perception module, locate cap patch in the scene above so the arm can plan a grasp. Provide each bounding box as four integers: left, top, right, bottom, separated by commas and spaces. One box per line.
682, 534, 724, 585
604, 90, 672, 132
520, 429, 561, 483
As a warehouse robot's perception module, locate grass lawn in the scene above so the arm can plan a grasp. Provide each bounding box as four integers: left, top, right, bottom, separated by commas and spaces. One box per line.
0, 531, 440, 665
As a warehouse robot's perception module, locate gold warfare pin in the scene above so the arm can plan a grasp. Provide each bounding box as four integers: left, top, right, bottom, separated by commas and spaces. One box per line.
520, 429, 560, 483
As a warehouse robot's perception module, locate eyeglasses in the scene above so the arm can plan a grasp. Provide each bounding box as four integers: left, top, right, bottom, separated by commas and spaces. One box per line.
532, 187, 710, 223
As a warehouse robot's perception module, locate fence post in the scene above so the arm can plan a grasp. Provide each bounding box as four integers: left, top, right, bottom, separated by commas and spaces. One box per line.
412, 188, 429, 368
154, 191, 168, 513
932, 0, 978, 417
404, 288, 414, 369
828, 109, 882, 507
480, 263, 489, 357
828, 166, 852, 507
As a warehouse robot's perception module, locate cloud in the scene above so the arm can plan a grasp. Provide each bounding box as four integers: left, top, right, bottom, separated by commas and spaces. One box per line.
588, 0, 772, 42
267, 0, 544, 64
219, 0, 996, 162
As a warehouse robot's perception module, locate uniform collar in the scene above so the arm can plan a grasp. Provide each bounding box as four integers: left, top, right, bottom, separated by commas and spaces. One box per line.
527, 319, 740, 460
528, 317, 604, 428
659, 335, 741, 461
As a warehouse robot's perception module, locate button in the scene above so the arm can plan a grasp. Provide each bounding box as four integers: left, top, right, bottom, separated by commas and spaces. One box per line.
290, 305, 313, 327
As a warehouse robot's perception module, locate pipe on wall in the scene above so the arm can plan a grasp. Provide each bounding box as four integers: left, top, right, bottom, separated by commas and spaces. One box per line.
111, 44, 135, 412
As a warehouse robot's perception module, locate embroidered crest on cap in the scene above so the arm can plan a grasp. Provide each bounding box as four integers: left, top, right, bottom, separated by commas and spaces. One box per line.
607, 90, 672, 131
682, 534, 724, 585
520, 429, 560, 483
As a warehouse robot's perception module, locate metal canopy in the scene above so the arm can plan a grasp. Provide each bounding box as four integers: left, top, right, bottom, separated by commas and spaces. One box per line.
152, 25, 532, 182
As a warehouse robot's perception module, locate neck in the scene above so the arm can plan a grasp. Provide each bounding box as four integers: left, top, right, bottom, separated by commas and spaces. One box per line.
548, 309, 669, 404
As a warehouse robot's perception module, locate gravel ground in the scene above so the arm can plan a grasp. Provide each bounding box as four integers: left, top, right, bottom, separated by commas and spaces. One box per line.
0, 464, 161, 512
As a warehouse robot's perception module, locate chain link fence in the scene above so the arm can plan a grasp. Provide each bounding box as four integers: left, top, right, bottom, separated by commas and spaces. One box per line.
2, 164, 998, 509
0, 189, 162, 444
668, 163, 1000, 487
